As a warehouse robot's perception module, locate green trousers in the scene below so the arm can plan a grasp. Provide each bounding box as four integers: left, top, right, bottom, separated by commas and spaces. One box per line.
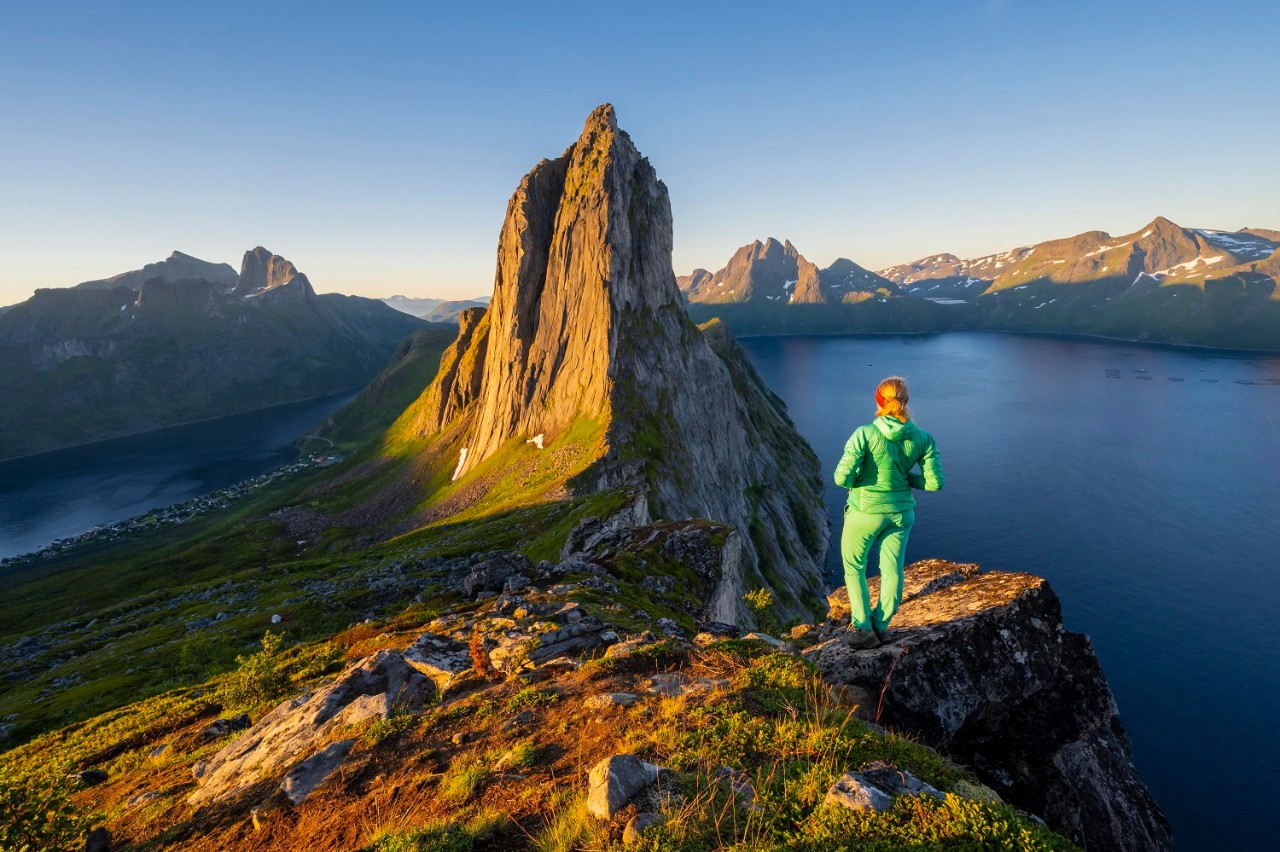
840, 506, 915, 631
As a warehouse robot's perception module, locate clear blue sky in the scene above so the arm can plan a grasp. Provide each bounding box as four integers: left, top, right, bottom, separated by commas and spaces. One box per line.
2, 0, 1277, 305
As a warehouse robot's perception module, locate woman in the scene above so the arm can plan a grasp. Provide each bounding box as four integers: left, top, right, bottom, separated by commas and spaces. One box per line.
833, 377, 944, 649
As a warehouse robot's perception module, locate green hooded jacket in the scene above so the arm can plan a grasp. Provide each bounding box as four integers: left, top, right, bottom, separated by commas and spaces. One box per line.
834, 415, 944, 513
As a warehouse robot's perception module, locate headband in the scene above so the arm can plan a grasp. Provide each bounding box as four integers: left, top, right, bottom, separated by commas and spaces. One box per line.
875, 388, 887, 409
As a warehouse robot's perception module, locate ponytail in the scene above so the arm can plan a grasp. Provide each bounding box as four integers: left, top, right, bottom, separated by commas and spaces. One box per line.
875, 376, 911, 422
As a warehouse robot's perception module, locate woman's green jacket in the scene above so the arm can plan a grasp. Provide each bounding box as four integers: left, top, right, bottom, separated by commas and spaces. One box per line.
834, 415, 944, 514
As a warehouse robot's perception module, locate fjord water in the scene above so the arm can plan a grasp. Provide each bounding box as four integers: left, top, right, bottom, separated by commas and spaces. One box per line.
741, 332, 1280, 850
0, 390, 357, 560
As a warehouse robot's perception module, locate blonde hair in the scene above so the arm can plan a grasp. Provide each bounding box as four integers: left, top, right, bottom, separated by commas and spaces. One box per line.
875, 376, 911, 421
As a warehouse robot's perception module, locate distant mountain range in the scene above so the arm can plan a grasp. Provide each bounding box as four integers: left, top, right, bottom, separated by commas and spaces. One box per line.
381, 294, 491, 323
678, 237, 896, 305
0, 249, 426, 459
680, 217, 1280, 349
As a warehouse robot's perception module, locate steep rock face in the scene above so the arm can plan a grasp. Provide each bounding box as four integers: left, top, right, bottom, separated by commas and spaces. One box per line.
675, 268, 713, 298
413, 105, 828, 622
412, 306, 490, 435
681, 237, 824, 304
805, 560, 1173, 851
234, 246, 302, 297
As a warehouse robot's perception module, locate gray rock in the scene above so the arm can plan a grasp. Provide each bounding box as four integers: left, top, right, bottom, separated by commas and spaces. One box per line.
503, 710, 535, 732
126, 791, 160, 808
584, 692, 640, 711
84, 826, 111, 852
825, 771, 894, 813
188, 649, 433, 808
859, 761, 945, 800
74, 768, 109, 786
716, 766, 757, 808
656, 617, 683, 637
741, 631, 787, 649
403, 632, 471, 692
623, 813, 665, 845
804, 560, 1172, 852
463, 553, 534, 598
503, 574, 531, 594
648, 673, 727, 698
587, 754, 660, 819
200, 713, 251, 740
280, 739, 354, 805
604, 633, 659, 659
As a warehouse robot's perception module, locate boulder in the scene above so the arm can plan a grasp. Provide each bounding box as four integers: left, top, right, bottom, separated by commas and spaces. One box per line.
403, 632, 471, 691
188, 650, 433, 807
857, 761, 945, 800
623, 813, 665, 845
587, 754, 660, 819
824, 772, 893, 813
280, 739, 353, 805
584, 692, 640, 711
803, 560, 1172, 851
463, 553, 534, 598
84, 826, 111, 852
74, 768, 109, 786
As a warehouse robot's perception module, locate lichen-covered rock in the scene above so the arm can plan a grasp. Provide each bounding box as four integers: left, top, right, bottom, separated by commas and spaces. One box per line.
804, 560, 1172, 851
280, 739, 353, 805
824, 771, 894, 812
402, 632, 471, 692
188, 650, 433, 807
587, 754, 660, 819
408, 104, 828, 624
462, 552, 533, 598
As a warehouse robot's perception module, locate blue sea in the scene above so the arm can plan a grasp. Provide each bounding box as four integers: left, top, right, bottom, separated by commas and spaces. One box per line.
0, 390, 356, 560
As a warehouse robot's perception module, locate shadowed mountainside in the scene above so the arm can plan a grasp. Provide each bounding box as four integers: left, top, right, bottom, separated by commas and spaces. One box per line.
0, 248, 425, 459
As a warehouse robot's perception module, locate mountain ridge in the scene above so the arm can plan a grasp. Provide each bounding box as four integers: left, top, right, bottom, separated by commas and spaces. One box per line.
0, 248, 426, 459
680, 217, 1280, 348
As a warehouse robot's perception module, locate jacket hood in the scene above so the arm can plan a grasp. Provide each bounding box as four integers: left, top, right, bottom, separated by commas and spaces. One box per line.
873, 415, 919, 443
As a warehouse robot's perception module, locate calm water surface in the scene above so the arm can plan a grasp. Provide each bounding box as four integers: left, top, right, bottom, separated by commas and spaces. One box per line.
740, 332, 1280, 851
0, 391, 356, 559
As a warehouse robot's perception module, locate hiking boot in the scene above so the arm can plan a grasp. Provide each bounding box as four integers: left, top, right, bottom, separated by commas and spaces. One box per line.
872, 624, 893, 644
845, 628, 881, 650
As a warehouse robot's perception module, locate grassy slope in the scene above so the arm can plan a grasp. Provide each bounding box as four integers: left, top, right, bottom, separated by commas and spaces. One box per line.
4, 628, 1077, 851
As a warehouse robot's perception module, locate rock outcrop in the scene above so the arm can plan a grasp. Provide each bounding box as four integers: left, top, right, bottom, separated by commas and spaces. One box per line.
188, 650, 434, 807
409, 105, 828, 623
804, 560, 1173, 851
234, 246, 302, 298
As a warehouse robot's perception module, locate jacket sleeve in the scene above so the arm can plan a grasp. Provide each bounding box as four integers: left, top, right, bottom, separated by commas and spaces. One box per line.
833, 430, 865, 489
917, 437, 944, 491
